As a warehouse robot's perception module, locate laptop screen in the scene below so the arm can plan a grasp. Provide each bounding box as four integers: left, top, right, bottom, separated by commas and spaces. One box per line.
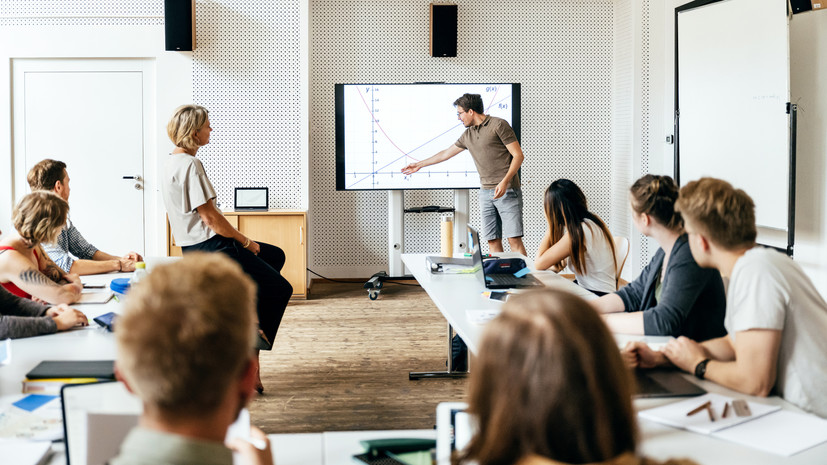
61, 381, 142, 465
467, 226, 486, 286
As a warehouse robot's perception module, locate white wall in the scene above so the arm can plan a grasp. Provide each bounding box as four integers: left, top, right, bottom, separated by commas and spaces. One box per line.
0, 25, 192, 256
309, 0, 625, 278
790, 11, 827, 297
2, 1, 650, 281
654, 3, 827, 298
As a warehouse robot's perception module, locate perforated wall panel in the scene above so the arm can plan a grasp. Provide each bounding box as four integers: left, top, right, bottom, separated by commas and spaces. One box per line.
192, 1, 303, 211
311, 0, 616, 270
2, 1, 304, 213
0, 1, 163, 25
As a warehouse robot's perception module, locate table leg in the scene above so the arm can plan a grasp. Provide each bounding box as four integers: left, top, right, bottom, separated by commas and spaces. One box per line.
409, 323, 468, 380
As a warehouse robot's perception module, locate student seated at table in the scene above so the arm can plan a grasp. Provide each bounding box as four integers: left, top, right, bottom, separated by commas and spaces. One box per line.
111, 253, 273, 465
27, 159, 143, 275
0, 278, 88, 339
591, 174, 726, 340
0, 192, 82, 304
456, 289, 696, 465
624, 178, 827, 418
535, 179, 617, 295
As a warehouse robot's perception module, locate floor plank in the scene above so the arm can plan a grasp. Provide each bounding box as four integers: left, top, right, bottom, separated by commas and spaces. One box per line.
250, 281, 468, 433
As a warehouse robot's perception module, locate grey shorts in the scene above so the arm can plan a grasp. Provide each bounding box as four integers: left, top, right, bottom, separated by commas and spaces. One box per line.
479, 187, 524, 240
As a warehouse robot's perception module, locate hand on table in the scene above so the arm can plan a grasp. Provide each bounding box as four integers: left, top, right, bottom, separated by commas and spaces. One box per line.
118, 257, 137, 272
621, 341, 669, 369
226, 426, 273, 465
47, 304, 89, 331
663, 336, 708, 373
124, 251, 143, 262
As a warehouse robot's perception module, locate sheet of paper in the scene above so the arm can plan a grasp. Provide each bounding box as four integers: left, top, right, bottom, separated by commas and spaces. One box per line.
0, 396, 63, 442
0, 441, 51, 465
0, 339, 10, 365
638, 392, 781, 434
712, 409, 827, 456
465, 309, 500, 324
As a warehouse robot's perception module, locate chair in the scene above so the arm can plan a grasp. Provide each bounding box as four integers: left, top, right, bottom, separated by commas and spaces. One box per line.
613, 236, 630, 289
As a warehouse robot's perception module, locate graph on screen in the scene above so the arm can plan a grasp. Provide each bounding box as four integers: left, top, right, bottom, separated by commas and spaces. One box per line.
335, 83, 520, 191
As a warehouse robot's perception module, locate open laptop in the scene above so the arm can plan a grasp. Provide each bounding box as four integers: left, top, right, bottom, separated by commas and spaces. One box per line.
61, 381, 261, 465
468, 226, 543, 289
61, 381, 142, 465
633, 368, 706, 398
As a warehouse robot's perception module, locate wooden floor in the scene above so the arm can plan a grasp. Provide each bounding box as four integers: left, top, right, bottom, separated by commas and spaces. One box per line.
250, 281, 468, 433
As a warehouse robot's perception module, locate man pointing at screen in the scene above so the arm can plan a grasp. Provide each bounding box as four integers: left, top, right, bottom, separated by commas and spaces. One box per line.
401, 93, 526, 255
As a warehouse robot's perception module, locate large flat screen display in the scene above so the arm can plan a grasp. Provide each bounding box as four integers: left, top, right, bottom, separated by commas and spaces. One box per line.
335, 83, 521, 191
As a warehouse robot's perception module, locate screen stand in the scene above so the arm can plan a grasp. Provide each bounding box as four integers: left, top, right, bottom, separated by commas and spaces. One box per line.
388, 190, 405, 276
452, 189, 469, 254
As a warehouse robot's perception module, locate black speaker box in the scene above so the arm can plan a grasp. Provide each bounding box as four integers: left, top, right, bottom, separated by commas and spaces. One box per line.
430, 3, 457, 57
165, 0, 195, 51
790, 0, 812, 13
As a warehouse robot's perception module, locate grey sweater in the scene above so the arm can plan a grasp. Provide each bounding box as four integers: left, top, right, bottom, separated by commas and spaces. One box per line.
0, 285, 57, 339
616, 234, 726, 341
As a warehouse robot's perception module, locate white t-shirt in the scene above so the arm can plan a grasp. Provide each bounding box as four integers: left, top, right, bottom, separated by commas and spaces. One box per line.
727, 247, 827, 417
161, 153, 217, 247
573, 219, 617, 294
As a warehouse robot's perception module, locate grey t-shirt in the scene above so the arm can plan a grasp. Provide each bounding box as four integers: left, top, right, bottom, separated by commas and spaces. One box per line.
727, 247, 827, 418
161, 153, 217, 247
455, 116, 520, 190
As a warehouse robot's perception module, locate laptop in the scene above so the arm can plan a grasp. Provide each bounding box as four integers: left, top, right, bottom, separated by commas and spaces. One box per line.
633, 368, 706, 398
436, 402, 473, 465
61, 381, 142, 465
468, 226, 543, 289
61, 381, 261, 465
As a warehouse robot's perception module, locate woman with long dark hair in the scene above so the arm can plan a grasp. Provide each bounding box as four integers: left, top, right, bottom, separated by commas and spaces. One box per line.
536, 179, 617, 295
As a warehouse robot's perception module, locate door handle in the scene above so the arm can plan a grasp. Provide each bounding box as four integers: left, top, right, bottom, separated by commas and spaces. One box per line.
123, 175, 143, 182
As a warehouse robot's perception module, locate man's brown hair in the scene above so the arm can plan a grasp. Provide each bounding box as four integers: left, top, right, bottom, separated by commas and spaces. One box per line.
116, 253, 256, 416
27, 159, 67, 192
675, 177, 756, 250
457, 290, 637, 465
12, 191, 69, 245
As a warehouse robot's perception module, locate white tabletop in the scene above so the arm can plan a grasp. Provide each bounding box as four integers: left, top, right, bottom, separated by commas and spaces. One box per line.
401, 253, 596, 353
0, 272, 128, 396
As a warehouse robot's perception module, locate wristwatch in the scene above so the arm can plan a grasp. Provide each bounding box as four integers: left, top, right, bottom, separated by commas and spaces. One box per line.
694, 358, 711, 379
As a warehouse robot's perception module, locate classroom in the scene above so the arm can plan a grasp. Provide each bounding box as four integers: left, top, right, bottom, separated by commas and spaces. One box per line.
1, 1, 827, 464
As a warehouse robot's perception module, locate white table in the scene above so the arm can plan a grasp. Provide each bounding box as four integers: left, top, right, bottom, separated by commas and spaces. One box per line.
401, 253, 595, 355
0, 272, 127, 396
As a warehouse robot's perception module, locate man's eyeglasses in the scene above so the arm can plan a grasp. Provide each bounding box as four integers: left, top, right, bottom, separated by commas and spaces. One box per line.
457, 110, 467, 117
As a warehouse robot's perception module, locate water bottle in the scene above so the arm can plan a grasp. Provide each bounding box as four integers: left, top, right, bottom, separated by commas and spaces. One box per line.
130, 262, 147, 286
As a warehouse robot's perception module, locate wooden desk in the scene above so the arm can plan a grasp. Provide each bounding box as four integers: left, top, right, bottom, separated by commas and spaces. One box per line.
167, 210, 307, 298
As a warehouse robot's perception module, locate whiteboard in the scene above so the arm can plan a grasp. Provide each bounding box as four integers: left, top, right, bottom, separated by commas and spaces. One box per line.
335, 83, 519, 190
677, 0, 791, 232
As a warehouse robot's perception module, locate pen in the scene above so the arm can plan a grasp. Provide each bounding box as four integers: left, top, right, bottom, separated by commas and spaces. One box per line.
722, 402, 730, 418
83, 284, 106, 289
686, 400, 711, 417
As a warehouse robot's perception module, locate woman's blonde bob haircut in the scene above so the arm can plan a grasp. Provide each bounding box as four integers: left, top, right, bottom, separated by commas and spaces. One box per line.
457, 289, 637, 465
167, 104, 209, 151
12, 191, 69, 246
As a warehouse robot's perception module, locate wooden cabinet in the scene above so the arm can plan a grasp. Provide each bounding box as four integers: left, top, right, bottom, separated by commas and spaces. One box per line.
167, 210, 307, 298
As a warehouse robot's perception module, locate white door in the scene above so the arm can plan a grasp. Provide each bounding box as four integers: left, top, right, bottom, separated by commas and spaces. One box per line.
12, 59, 153, 256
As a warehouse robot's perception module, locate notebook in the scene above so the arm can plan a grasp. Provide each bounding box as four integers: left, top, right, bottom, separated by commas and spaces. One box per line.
26, 360, 115, 380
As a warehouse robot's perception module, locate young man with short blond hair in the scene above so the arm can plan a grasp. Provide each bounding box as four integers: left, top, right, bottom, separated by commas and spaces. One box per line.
624, 177, 827, 418
111, 253, 273, 465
